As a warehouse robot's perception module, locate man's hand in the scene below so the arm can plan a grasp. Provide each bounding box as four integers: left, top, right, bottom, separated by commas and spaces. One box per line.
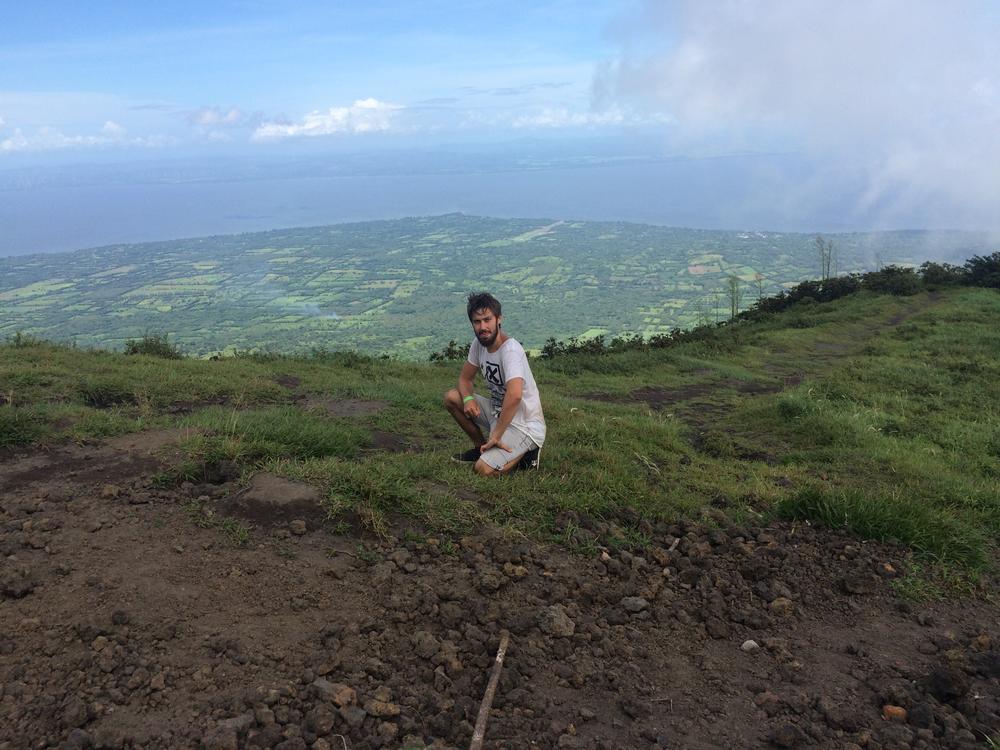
463, 397, 481, 419
480, 435, 510, 454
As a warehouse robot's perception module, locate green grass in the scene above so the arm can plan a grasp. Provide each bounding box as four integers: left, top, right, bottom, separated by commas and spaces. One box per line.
2, 287, 998, 579
184, 498, 251, 546
182, 406, 370, 460
778, 486, 988, 567
0, 407, 46, 447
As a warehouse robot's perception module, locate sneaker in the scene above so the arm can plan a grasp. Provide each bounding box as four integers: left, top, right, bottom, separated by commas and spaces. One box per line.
517, 447, 541, 470
451, 447, 482, 463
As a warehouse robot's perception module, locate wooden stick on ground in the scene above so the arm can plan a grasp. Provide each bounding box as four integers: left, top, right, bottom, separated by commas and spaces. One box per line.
469, 629, 511, 750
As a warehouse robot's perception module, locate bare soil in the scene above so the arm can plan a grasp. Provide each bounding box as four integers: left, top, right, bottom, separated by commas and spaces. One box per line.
1, 431, 998, 750
302, 398, 389, 418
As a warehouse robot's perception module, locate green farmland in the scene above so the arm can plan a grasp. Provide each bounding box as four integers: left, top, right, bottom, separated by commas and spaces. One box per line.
0, 214, 986, 358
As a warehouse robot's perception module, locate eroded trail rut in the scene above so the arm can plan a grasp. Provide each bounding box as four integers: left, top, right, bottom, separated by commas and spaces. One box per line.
1, 432, 998, 750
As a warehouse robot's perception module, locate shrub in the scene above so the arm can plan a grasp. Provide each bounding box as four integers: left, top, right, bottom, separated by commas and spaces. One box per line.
919, 261, 966, 288
860, 266, 922, 295
0, 408, 45, 447
429, 339, 465, 362
964, 251, 1000, 289
124, 333, 183, 359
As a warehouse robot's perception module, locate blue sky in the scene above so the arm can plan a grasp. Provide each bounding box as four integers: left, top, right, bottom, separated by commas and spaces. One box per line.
0, 1, 638, 150
2, 1, 999, 233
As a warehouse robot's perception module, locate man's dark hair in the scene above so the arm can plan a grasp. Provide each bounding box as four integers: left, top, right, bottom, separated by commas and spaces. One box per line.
467, 292, 502, 321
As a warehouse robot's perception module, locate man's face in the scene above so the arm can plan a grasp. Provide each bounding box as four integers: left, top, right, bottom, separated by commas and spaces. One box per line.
471, 308, 501, 347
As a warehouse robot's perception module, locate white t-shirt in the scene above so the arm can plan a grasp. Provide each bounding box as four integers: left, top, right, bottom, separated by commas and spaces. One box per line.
467, 337, 546, 446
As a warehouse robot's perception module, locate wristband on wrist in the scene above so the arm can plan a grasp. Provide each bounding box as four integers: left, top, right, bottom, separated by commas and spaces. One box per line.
462, 395, 475, 403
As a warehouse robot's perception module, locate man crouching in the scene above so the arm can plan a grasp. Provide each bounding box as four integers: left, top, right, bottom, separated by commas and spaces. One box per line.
444, 292, 545, 475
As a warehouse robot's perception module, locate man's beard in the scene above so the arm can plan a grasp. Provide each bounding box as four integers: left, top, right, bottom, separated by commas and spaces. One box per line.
478, 329, 498, 347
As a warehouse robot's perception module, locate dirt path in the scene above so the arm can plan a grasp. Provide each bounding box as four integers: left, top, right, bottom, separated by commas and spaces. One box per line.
1, 430, 997, 749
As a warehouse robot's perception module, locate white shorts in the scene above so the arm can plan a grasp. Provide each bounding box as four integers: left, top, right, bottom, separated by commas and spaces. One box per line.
470, 394, 539, 470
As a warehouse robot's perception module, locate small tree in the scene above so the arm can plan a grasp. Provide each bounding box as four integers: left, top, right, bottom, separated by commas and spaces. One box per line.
753, 272, 765, 302
815, 235, 836, 280
964, 251, 1000, 288
726, 275, 743, 319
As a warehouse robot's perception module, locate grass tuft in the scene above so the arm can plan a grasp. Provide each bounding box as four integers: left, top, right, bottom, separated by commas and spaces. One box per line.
778, 486, 988, 569
0, 407, 46, 447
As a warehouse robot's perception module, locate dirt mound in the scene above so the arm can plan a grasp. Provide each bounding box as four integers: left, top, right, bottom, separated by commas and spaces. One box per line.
1, 436, 998, 749
220, 472, 327, 527
585, 380, 781, 412
367, 431, 418, 454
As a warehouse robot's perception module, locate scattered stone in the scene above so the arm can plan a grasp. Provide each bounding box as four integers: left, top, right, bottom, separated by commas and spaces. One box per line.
741, 639, 761, 653
620, 596, 649, 613
768, 723, 806, 748
706, 617, 730, 639
306, 706, 337, 735
289, 519, 307, 536
389, 549, 411, 566
217, 713, 254, 735
841, 572, 879, 595
971, 634, 992, 652
882, 704, 907, 722
538, 605, 575, 637
0, 571, 36, 599
877, 561, 898, 578
339, 705, 367, 729
312, 680, 356, 707
363, 697, 401, 718
503, 562, 528, 578
412, 630, 440, 659
922, 664, 969, 704
769, 597, 795, 618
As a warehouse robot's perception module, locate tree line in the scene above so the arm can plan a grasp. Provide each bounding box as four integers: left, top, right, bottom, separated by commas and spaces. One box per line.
429, 251, 999, 361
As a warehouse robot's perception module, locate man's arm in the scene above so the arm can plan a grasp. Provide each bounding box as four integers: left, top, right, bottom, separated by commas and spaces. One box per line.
480, 377, 523, 453
458, 361, 481, 419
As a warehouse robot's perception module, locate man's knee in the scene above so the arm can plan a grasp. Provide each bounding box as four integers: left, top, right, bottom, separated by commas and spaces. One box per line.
473, 459, 496, 477
443, 388, 460, 409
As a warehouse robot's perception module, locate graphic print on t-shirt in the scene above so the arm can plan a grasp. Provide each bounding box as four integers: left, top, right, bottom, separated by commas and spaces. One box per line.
482, 360, 505, 416
484, 362, 503, 387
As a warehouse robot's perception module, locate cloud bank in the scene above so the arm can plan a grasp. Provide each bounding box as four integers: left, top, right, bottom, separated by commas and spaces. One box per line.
253, 98, 402, 140
0, 120, 172, 153
597, 0, 1000, 229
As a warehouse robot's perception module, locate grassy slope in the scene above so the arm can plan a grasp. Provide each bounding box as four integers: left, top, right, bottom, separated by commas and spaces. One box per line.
2, 287, 998, 573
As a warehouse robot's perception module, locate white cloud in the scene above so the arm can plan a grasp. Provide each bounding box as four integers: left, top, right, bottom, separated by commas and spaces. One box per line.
597, 0, 1000, 229
253, 98, 402, 140
102, 120, 126, 137
1, 126, 103, 153
0, 122, 171, 154
187, 106, 248, 128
